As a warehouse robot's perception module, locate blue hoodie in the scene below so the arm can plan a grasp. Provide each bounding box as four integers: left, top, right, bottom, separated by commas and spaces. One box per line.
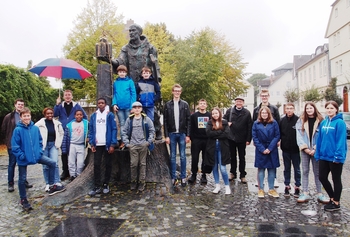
112, 76, 136, 110
11, 121, 43, 166
315, 113, 347, 163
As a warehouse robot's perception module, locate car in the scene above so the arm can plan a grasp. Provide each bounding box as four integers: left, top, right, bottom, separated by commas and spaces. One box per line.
342, 112, 350, 139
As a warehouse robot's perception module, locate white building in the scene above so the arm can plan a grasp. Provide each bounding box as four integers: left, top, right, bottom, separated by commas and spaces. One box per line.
325, 0, 350, 111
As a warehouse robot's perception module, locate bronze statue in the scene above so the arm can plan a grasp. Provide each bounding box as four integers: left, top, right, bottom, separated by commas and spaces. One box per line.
103, 24, 162, 139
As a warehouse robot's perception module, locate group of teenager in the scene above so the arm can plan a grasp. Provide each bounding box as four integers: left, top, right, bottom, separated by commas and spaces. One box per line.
171, 87, 347, 212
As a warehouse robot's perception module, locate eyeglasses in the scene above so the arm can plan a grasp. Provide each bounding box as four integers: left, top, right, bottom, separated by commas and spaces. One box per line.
260, 95, 269, 98
173, 90, 182, 93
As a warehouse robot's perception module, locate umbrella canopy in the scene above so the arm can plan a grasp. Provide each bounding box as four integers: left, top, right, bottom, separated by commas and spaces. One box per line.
28, 58, 92, 80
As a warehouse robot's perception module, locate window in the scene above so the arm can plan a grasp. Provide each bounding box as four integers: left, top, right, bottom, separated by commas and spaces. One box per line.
304, 71, 307, 84
333, 34, 337, 46
276, 91, 280, 96
347, 0, 350, 7
337, 32, 340, 45
340, 60, 343, 74
323, 59, 327, 76
313, 65, 316, 80
309, 68, 311, 82
319, 62, 322, 78
300, 72, 303, 85
335, 8, 338, 17
336, 61, 339, 75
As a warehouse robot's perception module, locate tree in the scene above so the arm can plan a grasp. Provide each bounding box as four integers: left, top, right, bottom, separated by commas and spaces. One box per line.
247, 73, 267, 107
172, 27, 247, 110
302, 85, 323, 102
324, 77, 343, 106
62, 0, 127, 102
0, 64, 56, 119
283, 88, 300, 103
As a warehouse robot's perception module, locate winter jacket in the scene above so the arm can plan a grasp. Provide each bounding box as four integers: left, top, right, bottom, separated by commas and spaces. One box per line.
279, 114, 299, 153
252, 120, 280, 169
295, 117, 321, 151
163, 99, 191, 137
315, 113, 347, 164
136, 76, 161, 108
204, 120, 231, 166
88, 111, 117, 150
61, 119, 89, 155
1, 110, 19, 148
35, 118, 64, 150
253, 103, 280, 123
54, 101, 87, 128
11, 121, 43, 166
112, 76, 136, 110
122, 113, 155, 150
223, 106, 252, 143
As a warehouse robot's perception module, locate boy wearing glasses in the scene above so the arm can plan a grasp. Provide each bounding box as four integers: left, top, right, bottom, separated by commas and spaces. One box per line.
122, 101, 155, 191
253, 89, 280, 122
163, 84, 191, 187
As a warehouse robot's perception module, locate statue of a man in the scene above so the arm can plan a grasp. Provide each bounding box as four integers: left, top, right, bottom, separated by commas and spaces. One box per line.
110, 24, 161, 84
108, 23, 162, 139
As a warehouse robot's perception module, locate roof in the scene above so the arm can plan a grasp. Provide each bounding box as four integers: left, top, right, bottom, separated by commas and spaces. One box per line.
272, 63, 293, 72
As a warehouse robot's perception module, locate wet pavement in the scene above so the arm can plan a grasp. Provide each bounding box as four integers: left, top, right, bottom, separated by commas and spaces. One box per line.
1, 142, 350, 237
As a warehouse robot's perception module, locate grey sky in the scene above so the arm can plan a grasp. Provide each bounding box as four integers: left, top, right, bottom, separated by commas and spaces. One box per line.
0, 0, 334, 82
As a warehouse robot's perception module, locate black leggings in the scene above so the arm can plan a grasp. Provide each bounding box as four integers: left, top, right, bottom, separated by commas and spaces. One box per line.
318, 160, 343, 202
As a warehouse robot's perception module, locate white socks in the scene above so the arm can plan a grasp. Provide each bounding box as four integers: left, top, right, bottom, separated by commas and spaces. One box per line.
213, 184, 221, 194
225, 185, 231, 195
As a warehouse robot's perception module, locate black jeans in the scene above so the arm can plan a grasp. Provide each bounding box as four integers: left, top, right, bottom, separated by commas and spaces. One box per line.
190, 138, 207, 175
94, 146, 113, 186
319, 159, 343, 202
228, 140, 247, 178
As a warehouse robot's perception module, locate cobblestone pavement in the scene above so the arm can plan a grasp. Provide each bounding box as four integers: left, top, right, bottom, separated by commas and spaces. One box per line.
1, 141, 350, 236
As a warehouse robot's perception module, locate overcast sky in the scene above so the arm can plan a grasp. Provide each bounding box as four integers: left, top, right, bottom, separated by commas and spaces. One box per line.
0, 0, 334, 86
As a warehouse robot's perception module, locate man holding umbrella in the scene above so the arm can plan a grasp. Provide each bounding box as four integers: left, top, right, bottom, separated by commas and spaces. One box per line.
54, 90, 87, 180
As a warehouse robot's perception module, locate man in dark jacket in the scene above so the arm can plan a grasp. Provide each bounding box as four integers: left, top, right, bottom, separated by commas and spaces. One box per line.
1, 98, 32, 192
163, 84, 191, 187
253, 89, 280, 122
223, 97, 252, 184
279, 102, 301, 197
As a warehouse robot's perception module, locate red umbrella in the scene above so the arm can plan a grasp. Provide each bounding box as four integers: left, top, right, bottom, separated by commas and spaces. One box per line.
29, 58, 93, 96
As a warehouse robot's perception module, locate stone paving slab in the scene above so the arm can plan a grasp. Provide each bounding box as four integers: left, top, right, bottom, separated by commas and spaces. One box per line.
1, 141, 350, 236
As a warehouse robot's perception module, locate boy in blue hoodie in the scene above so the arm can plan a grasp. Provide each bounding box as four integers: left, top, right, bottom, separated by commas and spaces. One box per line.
136, 67, 161, 121
11, 108, 65, 211
112, 65, 136, 148
88, 98, 117, 196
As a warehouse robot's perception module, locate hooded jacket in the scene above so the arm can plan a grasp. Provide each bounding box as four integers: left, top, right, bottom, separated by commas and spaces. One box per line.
35, 118, 64, 149
11, 121, 43, 166
88, 108, 117, 150
136, 76, 161, 108
315, 113, 347, 164
112, 76, 136, 110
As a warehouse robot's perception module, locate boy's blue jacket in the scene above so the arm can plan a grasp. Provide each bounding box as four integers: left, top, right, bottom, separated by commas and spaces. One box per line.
61, 119, 89, 155
88, 111, 118, 149
315, 113, 347, 164
112, 76, 136, 109
11, 121, 43, 166
136, 76, 161, 108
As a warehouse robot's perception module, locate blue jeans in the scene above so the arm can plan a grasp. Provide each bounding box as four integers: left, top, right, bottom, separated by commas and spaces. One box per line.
169, 133, 186, 179
143, 107, 154, 121
258, 168, 276, 190
7, 149, 16, 184
212, 140, 229, 185
42, 142, 60, 184
18, 155, 56, 199
117, 109, 130, 137
282, 151, 301, 187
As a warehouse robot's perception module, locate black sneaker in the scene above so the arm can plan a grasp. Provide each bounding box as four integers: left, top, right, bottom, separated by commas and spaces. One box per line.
69, 176, 76, 182
188, 174, 196, 184
200, 174, 208, 184
88, 186, 102, 196
8, 183, 15, 192
324, 201, 340, 212
294, 187, 300, 198
60, 171, 69, 180
130, 182, 137, 190
49, 184, 66, 196
25, 181, 33, 189
181, 178, 187, 187
284, 186, 290, 197
21, 198, 33, 211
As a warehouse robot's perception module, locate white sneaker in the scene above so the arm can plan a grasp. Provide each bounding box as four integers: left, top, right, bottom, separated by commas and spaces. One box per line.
225, 185, 231, 195
212, 184, 221, 194
45, 184, 50, 192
